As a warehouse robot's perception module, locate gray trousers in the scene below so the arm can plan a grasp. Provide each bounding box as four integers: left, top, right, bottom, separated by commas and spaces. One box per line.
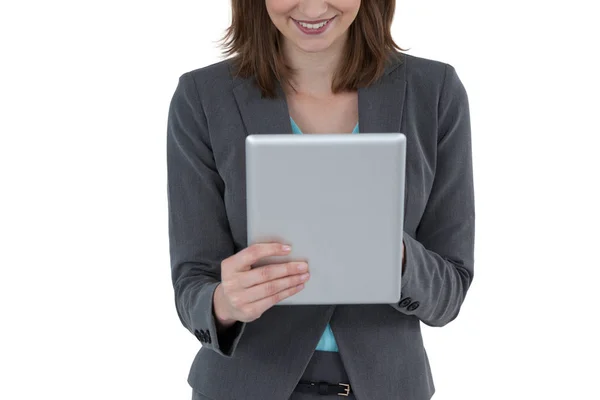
191, 350, 357, 399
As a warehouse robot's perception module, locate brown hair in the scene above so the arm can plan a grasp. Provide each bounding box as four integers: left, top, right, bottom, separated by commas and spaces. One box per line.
221, 0, 406, 98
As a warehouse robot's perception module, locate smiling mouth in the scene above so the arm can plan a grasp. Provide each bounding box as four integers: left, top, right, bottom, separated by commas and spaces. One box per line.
292, 16, 336, 32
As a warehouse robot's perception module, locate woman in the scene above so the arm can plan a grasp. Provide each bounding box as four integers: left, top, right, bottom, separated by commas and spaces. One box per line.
166, 0, 475, 399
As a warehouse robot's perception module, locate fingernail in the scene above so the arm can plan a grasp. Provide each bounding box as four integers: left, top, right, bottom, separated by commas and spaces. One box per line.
300, 273, 310, 281
282, 245, 292, 251
297, 262, 308, 271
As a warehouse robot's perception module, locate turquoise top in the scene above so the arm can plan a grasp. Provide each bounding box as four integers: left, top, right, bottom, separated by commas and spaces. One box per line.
290, 118, 359, 135
290, 117, 359, 352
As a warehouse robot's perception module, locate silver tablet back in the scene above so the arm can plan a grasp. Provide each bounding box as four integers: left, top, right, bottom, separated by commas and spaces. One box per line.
246, 133, 406, 305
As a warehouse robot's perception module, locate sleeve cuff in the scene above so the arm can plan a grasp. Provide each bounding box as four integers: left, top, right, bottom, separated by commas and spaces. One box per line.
390, 231, 419, 315
191, 281, 246, 358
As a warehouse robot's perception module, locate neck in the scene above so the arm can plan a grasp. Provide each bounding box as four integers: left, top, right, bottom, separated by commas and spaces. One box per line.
283, 36, 347, 98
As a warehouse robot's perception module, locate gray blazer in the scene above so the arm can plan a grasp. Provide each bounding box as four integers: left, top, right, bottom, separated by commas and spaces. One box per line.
166, 51, 475, 400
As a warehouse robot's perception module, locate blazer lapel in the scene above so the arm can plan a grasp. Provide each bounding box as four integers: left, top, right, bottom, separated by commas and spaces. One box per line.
357, 56, 409, 222
357, 63, 407, 134
233, 79, 292, 136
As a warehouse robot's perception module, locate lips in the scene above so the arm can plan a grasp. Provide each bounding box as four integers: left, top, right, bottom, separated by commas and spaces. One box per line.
292, 16, 336, 35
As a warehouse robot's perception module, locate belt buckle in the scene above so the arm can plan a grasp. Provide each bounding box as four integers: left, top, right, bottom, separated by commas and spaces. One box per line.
338, 383, 350, 396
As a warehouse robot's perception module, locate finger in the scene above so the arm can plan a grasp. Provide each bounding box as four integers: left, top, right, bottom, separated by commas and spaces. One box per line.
243, 272, 310, 304
229, 242, 292, 273
247, 281, 307, 317
240, 261, 308, 288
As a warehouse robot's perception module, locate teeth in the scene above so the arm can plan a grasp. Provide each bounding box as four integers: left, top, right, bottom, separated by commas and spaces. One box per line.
298, 20, 328, 29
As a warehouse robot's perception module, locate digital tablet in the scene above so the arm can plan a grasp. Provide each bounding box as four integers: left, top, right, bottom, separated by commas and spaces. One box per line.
245, 133, 406, 305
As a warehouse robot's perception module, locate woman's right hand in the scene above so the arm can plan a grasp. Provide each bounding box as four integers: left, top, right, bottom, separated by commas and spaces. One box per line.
213, 243, 310, 329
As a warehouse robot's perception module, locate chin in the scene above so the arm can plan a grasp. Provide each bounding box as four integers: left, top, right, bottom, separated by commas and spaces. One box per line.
294, 40, 336, 54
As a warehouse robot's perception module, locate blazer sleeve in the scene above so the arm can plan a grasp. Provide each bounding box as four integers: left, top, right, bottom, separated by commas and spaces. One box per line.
391, 64, 476, 327
167, 72, 246, 357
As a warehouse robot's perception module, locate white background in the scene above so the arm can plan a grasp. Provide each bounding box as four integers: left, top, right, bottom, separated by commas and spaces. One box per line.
1, 1, 599, 399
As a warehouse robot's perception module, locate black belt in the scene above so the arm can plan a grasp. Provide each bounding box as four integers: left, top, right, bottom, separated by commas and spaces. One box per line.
294, 381, 351, 396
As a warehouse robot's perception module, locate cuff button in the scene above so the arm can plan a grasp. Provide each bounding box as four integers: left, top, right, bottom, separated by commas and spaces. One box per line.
399, 297, 412, 308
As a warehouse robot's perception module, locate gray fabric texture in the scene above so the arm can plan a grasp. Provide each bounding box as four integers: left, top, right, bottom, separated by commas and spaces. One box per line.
167, 51, 475, 400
